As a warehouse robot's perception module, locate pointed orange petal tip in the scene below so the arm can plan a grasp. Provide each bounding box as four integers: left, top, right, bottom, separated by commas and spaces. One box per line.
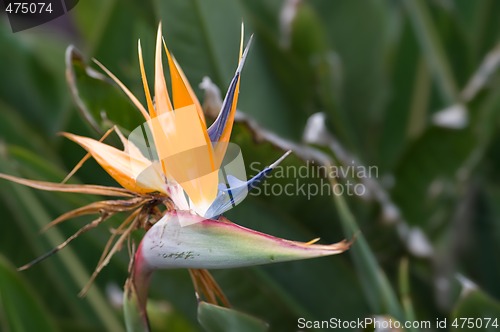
62, 132, 165, 194
154, 23, 173, 115
162, 37, 206, 125
138, 39, 156, 118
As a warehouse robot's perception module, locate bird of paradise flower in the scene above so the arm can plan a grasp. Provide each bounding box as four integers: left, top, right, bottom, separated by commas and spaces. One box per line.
0, 24, 351, 330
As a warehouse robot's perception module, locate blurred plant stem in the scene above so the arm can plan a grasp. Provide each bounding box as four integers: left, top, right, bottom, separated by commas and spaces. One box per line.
328, 171, 404, 320
399, 258, 417, 332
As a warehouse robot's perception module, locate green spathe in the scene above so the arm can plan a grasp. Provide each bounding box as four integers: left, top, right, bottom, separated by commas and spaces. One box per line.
138, 211, 350, 270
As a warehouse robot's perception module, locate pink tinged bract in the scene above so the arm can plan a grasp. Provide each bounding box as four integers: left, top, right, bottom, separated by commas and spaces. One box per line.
137, 211, 351, 271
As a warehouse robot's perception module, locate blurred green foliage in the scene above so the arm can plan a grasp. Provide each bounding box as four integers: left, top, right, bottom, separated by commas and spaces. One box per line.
1, 0, 500, 331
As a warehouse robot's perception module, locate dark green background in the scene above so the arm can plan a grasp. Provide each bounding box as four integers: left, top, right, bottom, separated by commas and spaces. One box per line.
1, 0, 500, 331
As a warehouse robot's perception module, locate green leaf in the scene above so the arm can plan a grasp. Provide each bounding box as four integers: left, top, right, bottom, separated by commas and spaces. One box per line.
0, 255, 59, 332
311, 0, 391, 154
0, 24, 69, 136
65, 46, 146, 134
0, 156, 124, 332
123, 283, 149, 332
377, 18, 425, 170
403, 0, 460, 105
391, 126, 476, 228
198, 302, 268, 332
330, 176, 404, 320
451, 289, 500, 332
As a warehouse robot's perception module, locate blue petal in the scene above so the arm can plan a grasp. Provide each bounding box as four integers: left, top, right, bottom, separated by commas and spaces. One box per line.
205, 150, 291, 218
207, 35, 253, 142
207, 74, 239, 142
